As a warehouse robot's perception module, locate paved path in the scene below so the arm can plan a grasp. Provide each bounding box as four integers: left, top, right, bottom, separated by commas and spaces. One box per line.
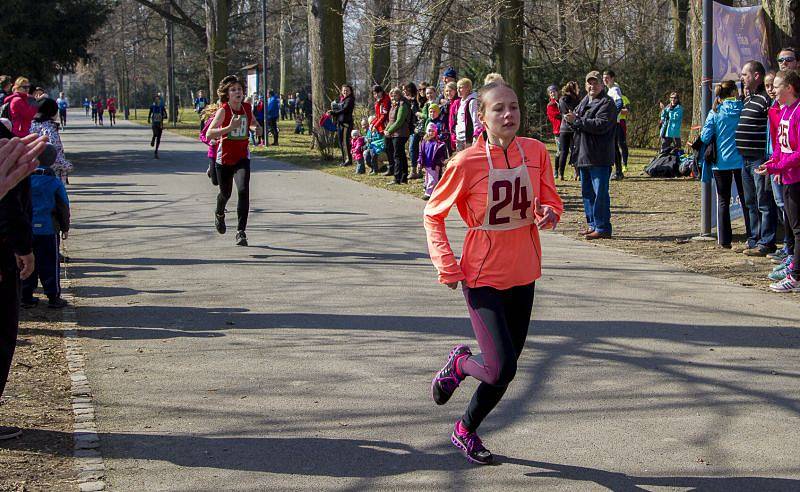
60, 112, 800, 490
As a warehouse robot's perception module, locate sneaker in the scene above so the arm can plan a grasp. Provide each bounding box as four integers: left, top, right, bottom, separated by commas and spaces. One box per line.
770, 274, 800, 293
215, 213, 226, 234
422, 194, 430, 201
235, 231, 248, 246
770, 251, 790, 263
431, 345, 471, 405
768, 266, 789, 281
21, 297, 39, 309
451, 420, 493, 465
48, 297, 68, 309
0, 426, 22, 440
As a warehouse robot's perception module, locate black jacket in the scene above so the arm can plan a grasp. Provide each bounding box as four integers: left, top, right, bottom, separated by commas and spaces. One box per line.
558, 94, 580, 133
0, 177, 33, 265
568, 89, 618, 168
330, 94, 355, 126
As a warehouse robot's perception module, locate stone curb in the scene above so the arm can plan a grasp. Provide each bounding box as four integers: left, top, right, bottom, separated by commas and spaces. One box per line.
61, 250, 107, 491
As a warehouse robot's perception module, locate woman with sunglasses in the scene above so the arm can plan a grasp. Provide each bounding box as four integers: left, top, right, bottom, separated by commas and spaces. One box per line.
3, 77, 37, 137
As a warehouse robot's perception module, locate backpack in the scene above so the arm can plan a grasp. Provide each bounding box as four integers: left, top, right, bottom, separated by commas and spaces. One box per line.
645, 150, 680, 178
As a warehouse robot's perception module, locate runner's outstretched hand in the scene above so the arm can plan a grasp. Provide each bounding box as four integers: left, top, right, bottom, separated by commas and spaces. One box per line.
534, 197, 558, 230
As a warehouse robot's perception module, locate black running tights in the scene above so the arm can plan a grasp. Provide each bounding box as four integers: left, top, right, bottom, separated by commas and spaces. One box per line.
215, 158, 251, 232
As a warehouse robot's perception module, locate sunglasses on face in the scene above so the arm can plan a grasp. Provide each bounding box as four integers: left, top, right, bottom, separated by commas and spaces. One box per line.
778, 57, 796, 63
20, 85, 30, 89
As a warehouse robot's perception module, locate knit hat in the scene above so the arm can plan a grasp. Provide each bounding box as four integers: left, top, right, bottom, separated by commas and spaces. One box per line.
547, 85, 558, 92
443, 67, 457, 79
428, 103, 440, 114
426, 122, 438, 135
351, 129, 361, 138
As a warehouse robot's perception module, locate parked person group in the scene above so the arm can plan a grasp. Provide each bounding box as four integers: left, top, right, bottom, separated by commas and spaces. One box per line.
1, 72, 75, 441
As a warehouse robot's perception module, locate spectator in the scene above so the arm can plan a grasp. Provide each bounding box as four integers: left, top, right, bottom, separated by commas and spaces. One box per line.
756, 69, 800, 292
266, 90, 280, 145
442, 81, 459, 152
764, 70, 794, 264
659, 92, 684, 152
30, 99, 72, 183
253, 95, 265, 146
371, 85, 391, 136
565, 70, 618, 240
557, 81, 580, 181
351, 129, 366, 174
455, 78, 481, 151
737, 60, 777, 256
384, 87, 411, 184
287, 93, 296, 119
484, 73, 504, 85
363, 115, 386, 175
0, 75, 11, 105
440, 67, 457, 98
403, 82, 423, 179
4, 77, 37, 137
328, 84, 355, 166
21, 164, 69, 309
603, 69, 627, 180
701, 80, 750, 249
545, 84, 561, 178
419, 122, 447, 200
777, 47, 798, 72
0, 134, 46, 441
194, 90, 209, 129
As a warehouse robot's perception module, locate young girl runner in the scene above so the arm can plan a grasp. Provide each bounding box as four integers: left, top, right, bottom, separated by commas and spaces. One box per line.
95, 98, 104, 126
148, 95, 167, 159
106, 97, 117, 126
424, 82, 563, 464
206, 75, 262, 246
756, 70, 800, 292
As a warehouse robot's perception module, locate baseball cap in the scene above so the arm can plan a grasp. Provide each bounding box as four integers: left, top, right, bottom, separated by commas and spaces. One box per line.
585, 70, 601, 82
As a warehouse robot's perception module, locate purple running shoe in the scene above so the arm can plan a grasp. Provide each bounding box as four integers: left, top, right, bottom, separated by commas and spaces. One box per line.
451, 420, 493, 465
431, 345, 471, 405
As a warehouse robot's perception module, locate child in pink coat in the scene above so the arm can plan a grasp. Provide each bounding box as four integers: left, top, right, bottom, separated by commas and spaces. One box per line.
351, 129, 366, 174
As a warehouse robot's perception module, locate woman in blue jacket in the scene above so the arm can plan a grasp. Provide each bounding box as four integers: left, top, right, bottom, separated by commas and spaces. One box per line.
700, 80, 751, 248
659, 92, 683, 152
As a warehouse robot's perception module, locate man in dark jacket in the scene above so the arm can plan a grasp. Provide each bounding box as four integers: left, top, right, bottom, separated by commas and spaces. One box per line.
0, 134, 46, 440
565, 70, 618, 240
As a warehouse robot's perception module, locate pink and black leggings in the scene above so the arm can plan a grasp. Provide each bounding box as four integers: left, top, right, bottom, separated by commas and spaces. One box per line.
458, 282, 535, 432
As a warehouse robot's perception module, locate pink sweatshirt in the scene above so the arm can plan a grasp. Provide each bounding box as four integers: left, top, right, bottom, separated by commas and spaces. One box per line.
5, 92, 37, 137
199, 119, 217, 159
766, 99, 800, 185
448, 97, 460, 149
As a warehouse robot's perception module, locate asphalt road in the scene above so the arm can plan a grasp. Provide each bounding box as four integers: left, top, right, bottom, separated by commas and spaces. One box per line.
60, 112, 800, 491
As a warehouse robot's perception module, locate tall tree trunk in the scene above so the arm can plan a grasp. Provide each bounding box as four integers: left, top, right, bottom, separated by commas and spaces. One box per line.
279, 6, 293, 96
671, 0, 689, 52
308, 0, 346, 146
494, 0, 526, 133
763, 0, 800, 60
428, 30, 445, 86
205, 0, 231, 97
556, 0, 567, 58
395, 35, 407, 83
369, 0, 391, 88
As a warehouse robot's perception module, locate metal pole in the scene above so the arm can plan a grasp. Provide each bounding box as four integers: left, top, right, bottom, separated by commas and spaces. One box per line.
700, 0, 714, 235
262, 0, 269, 146
166, 15, 177, 127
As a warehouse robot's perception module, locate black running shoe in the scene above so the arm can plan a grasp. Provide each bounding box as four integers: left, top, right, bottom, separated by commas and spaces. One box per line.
215, 213, 226, 234
451, 421, 493, 465
48, 297, 68, 309
431, 345, 471, 405
235, 231, 248, 246
21, 297, 39, 309
0, 426, 22, 440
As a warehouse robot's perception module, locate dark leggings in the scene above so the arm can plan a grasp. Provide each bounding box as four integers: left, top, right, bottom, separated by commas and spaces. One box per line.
215, 158, 251, 232
152, 125, 163, 151
783, 182, 800, 277
59, 109, 67, 127
0, 248, 20, 398
337, 123, 352, 165
109, 111, 116, 126
458, 282, 535, 432
557, 131, 573, 178
614, 122, 628, 173
713, 169, 751, 247
385, 136, 408, 184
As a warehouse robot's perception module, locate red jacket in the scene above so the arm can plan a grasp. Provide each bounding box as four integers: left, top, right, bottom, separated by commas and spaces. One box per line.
372, 93, 391, 133
107, 98, 117, 112
5, 92, 37, 137
546, 98, 561, 136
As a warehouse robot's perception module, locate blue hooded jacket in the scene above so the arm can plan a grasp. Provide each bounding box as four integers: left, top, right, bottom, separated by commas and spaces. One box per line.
700, 99, 744, 171
30, 167, 70, 236
267, 95, 280, 119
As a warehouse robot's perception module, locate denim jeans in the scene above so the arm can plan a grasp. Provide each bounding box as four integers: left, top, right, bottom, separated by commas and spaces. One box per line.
409, 133, 421, 171
579, 166, 612, 234
741, 158, 777, 249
